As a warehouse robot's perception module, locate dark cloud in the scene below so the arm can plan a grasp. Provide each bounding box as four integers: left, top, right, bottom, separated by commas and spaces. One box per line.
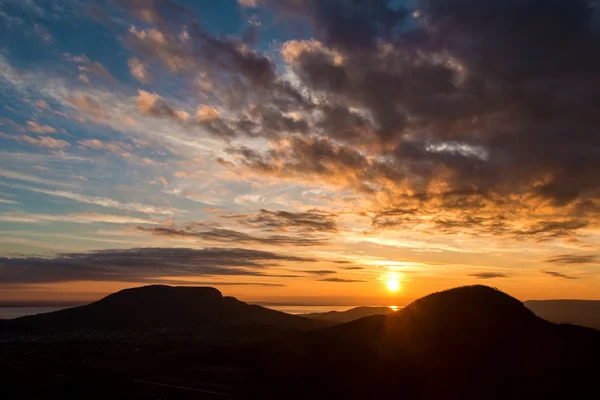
299, 270, 337, 276
222, 209, 338, 233
319, 278, 367, 283
123, 0, 600, 238
122, 0, 310, 140
0, 247, 316, 284
544, 254, 598, 265
469, 272, 509, 279
541, 270, 579, 280
138, 225, 328, 246
339, 266, 364, 270
261, 0, 410, 52
513, 220, 589, 242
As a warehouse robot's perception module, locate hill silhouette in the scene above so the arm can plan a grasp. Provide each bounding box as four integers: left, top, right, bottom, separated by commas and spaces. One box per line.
2, 285, 329, 333
303, 306, 394, 323
526, 299, 600, 330
250, 285, 600, 399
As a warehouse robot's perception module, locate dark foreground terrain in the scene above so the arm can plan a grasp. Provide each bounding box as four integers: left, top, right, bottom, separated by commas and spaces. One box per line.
1, 285, 599, 399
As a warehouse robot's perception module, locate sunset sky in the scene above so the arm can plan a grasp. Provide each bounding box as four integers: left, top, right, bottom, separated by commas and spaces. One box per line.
1, 0, 599, 304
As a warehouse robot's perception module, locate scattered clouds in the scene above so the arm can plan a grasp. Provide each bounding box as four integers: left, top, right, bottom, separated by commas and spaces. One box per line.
1, 0, 600, 295
0, 132, 70, 150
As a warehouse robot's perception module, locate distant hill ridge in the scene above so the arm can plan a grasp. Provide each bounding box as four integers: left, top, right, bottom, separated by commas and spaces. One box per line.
303, 306, 394, 323
525, 299, 600, 330
1, 285, 330, 333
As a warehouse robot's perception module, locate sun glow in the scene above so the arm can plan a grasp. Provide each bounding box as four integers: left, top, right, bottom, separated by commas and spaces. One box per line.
386, 279, 400, 292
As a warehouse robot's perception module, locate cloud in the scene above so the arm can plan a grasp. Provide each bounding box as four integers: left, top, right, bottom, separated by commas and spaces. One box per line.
14, 185, 183, 216
78, 139, 132, 154
35, 100, 51, 110
0, 247, 316, 284
469, 272, 509, 279
541, 270, 579, 280
131, 0, 598, 239
137, 90, 189, 120
26, 120, 58, 134
34, 24, 53, 43
0, 198, 19, 204
128, 58, 153, 84
319, 277, 367, 283
0, 212, 160, 225
238, 0, 260, 8
513, 221, 589, 242
65, 53, 115, 82
0, 132, 70, 150
543, 254, 598, 265
299, 270, 337, 275
138, 224, 328, 246
0, 168, 72, 187
196, 105, 221, 122
222, 208, 338, 233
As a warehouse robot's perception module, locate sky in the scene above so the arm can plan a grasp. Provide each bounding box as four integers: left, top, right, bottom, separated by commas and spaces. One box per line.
1, 0, 599, 304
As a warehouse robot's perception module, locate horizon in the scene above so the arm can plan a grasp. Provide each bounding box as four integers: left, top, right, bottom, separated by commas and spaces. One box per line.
1, 0, 600, 303
1, 283, 598, 307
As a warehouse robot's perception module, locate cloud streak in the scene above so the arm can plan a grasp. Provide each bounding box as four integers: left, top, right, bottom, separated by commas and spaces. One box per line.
138, 224, 328, 246
542, 270, 579, 280
469, 272, 509, 279
0, 247, 317, 284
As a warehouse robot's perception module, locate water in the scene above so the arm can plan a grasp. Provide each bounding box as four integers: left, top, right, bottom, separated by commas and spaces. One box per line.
1, 305, 397, 319
263, 305, 359, 315
0, 307, 69, 319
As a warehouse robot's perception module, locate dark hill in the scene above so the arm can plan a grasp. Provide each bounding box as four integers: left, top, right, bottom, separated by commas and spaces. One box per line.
250, 285, 600, 399
303, 306, 394, 323
3, 285, 330, 333
526, 299, 600, 330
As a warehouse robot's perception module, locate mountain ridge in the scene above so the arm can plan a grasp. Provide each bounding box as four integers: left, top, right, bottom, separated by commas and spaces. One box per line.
1, 284, 330, 333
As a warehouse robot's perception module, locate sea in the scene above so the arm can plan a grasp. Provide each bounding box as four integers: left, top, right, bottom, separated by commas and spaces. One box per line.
0, 305, 381, 319
0, 307, 69, 319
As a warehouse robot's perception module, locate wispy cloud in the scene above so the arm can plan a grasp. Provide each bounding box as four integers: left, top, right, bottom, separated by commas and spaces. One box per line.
541, 270, 579, 280
0, 212, 160, 225
0, 168, 72, 187
0, 198, 19, 204
138, 224, 328, 246
18, 186, 184, 216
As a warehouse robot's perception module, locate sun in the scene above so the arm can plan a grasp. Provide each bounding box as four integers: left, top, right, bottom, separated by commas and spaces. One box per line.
386, 279, 400, 292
